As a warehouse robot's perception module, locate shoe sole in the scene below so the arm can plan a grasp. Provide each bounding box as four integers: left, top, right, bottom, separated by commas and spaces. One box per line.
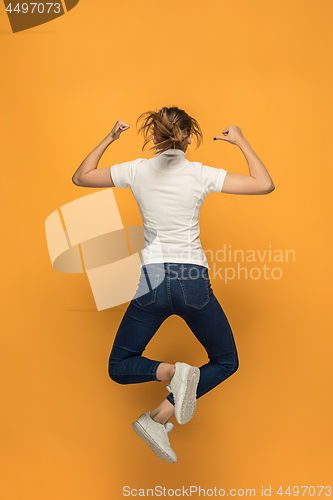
175, 366, 200, 425
131, 421, 177, 463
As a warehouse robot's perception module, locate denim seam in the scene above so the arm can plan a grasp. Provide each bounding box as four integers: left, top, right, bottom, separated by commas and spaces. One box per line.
135, 274, 160, 307
110, 361, 162, 382
166, 273, 174, 314
153, 360, 163, 381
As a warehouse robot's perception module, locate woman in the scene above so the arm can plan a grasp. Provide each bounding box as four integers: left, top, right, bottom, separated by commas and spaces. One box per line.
72, 106, 275, 463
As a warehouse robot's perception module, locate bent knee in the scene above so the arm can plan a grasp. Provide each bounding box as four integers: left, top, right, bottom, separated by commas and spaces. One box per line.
232, 354, 239, 374
108, 361, 122, 384
108, 360, 134, 385
213, 350, 239, 377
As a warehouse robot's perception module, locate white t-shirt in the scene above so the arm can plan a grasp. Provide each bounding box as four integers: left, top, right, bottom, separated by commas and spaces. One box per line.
110, 148, 227, 270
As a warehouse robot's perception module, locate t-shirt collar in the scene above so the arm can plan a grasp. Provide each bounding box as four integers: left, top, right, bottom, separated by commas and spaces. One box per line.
156, 148, 186, 158
152, 147, 188, 173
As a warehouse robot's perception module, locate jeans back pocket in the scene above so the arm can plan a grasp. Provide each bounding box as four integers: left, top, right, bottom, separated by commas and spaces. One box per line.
134, 272, 161, 307
178, 272, 210, 309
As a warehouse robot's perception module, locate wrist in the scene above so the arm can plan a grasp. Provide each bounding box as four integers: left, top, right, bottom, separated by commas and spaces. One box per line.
236, 137, 250, 149
105, 134, 116, 144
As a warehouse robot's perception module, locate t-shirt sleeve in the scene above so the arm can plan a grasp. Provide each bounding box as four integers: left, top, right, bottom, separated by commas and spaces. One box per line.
110, 158, 144, 189
201, 164, 228, 194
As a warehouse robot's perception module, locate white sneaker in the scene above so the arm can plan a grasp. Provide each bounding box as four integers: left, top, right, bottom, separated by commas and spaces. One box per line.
132, 411, 177, 463
167, 362, 200, 425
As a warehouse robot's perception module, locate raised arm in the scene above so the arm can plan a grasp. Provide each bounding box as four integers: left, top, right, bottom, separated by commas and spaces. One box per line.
72, 119, 130, 188
214, 125, 275, 195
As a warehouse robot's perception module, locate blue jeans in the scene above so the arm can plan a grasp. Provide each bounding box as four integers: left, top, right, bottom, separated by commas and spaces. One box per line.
108, 262, 239, 406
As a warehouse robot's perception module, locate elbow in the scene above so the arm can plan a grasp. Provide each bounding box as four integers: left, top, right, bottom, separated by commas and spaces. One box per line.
72, 175, 81, 186
261, 182, 275, 195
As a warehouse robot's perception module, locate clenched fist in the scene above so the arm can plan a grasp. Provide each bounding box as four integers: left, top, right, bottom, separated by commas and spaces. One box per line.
213, 125, 245, 145
109, 119, 130, 141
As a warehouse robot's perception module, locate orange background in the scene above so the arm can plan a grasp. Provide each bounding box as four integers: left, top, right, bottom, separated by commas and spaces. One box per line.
1, 0, 332, 498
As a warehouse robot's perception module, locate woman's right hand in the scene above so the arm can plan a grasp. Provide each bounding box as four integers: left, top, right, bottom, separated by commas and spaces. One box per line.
214, 125, 245, 145
109, 119, 130, 141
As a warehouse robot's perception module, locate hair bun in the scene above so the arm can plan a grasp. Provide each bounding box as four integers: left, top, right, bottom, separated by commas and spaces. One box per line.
136, 106, 203, 154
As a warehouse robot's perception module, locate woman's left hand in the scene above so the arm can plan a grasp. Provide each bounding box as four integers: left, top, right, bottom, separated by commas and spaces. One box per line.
109, 119, 130, 140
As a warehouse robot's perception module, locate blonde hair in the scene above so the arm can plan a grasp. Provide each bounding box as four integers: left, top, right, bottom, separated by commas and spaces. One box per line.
136, 106, 203, 155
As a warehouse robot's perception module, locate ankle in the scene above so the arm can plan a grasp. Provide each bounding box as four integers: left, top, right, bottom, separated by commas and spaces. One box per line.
151, 411, 168, 425
156, 363, 176, 382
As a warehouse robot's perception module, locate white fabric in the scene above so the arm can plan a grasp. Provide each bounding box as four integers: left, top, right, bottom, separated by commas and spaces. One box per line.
110, 148, 227, 269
